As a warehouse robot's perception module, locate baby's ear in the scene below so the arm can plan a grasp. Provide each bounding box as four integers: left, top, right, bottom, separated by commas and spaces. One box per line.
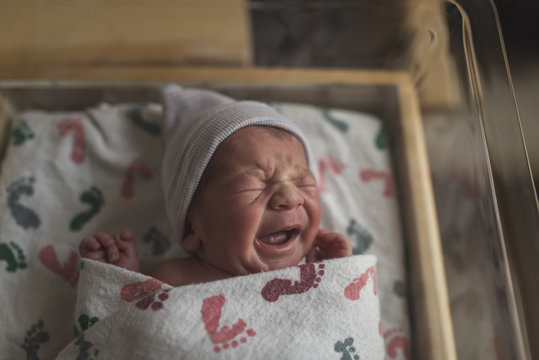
182, 211, 201, 253
181, 232, 200, 253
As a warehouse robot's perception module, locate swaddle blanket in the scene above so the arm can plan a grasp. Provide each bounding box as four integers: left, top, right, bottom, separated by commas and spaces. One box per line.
55, 256, 383, 359
0, 87, 408, 359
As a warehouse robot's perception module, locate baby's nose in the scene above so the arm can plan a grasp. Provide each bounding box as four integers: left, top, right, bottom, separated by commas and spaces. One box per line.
269, 182, 304, 210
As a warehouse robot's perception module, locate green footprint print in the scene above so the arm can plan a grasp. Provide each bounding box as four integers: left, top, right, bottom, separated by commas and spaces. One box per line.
21, 320, 50, 360
334, 337, 360, 360
143, 227, 170, 256
12, 120, 35, 146
347, 219, 373, 255
7, 177, 41, 230
0, 242, 27, 273
74, 314, 100, 337
70, 186, 105, 232
125, 105, 161, 136
375, 125, 387, 150
322, 109, 349, 133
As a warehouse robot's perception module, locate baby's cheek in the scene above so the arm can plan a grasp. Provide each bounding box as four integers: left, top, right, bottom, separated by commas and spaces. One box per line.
302, 219, 319, 245
307, 200, 322, 227
228, 206, 264, 235
227, 192, 261, 210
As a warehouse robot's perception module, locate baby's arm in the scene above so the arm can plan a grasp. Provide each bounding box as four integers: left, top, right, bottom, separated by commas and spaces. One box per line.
306, 229, 353, 263
79, 230, 140, 272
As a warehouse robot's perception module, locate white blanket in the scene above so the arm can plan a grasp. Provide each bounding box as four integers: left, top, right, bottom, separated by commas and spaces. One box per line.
0, 91, 409, 359
56, 256, 383, 359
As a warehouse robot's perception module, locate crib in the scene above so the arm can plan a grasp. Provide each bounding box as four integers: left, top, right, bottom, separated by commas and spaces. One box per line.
1, 0, 538, 359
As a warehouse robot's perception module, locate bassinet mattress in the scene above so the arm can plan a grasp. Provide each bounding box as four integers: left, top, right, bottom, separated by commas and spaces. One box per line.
0, 90, 409, 359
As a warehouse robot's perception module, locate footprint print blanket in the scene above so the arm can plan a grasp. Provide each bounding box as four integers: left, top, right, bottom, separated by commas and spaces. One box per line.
55, 256, 383, 359
0, 89, 409, 359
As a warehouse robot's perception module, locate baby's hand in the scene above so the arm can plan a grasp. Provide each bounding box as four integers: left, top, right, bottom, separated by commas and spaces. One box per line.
306, 229, 353, 263
79, 230, 140, 272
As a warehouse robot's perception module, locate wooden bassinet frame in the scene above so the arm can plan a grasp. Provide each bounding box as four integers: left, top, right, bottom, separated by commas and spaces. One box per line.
0, 67, 456, 360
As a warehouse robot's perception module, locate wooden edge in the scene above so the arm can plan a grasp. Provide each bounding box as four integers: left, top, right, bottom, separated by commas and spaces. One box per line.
0, 0, 252, 68
396, 77, 457, 360
0, 65, 409, 85
0, 94, 15, 164
0, 95, 4, 143
0, 67, 456, 357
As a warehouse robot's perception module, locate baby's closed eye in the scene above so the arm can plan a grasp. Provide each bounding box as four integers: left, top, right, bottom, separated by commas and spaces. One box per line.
231, 177, 266, 194
294, 173, 317, 188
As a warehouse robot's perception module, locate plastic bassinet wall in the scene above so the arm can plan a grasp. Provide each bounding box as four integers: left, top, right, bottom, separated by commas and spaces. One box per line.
251, 1, 539, 358
1, 0, 538, 359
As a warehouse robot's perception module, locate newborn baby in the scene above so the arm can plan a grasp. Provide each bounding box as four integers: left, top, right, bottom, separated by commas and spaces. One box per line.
79, 86, 352, 286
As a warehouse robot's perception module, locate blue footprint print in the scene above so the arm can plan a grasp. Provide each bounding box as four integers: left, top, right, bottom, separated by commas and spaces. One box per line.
143, 227, 170, 256
347, 219, 373, 255
7, 177, 41, 229
322, 109, 349, 133
12, 119, 35, 146
69, 186, 105, 232
75, 333, 99, 360
0, 242, 27, 273
393, 280, 406, 298
21, 320, 50, 360
334, 337, 360, 360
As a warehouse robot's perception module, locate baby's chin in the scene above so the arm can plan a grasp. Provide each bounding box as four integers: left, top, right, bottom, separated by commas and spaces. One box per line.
256, 253, 306, 272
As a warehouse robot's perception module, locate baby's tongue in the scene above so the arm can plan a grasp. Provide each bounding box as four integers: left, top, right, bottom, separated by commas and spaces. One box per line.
258, 231, 289, 245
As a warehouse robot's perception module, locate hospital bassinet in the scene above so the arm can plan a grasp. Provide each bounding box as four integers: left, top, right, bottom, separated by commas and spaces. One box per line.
0, 0, 538, 359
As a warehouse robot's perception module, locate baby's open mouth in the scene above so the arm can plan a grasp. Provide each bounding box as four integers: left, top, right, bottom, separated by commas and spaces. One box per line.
257, 229, 299, 246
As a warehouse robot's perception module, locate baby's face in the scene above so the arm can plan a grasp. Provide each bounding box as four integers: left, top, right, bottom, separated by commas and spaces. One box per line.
185, 126, 321, 275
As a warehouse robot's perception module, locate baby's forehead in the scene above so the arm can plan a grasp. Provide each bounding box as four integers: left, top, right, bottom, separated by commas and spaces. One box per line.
211, 126, 308, 172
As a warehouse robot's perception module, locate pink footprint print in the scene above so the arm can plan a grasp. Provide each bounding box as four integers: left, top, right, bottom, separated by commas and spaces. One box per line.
318, 156, 346, 193
383, 328, 409, 360
58, 117, 86, 164
120, 278, 169, 311
121, 162, 153, 199
38, 245, 79, 286
344, 266, 377, 301
261, 263, 325, 302
201, 295, 256, 353
359, 169, 394, 197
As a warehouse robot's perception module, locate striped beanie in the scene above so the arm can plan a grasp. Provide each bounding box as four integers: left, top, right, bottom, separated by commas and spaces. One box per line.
161, 84, 315, 241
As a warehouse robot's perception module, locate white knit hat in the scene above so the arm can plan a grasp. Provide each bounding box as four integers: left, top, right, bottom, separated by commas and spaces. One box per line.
161, 85, 315, 241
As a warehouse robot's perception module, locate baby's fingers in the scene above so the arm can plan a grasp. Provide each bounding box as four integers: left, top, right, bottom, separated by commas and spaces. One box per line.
314, 230, 352, 258
81, 249, 108, 262
80, 237, 108, 262
315, 230, 343, 247
95, 233, 120, 262
114, 232, 137, 258
80, 236, 101, 255
118, 229, 133, 242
